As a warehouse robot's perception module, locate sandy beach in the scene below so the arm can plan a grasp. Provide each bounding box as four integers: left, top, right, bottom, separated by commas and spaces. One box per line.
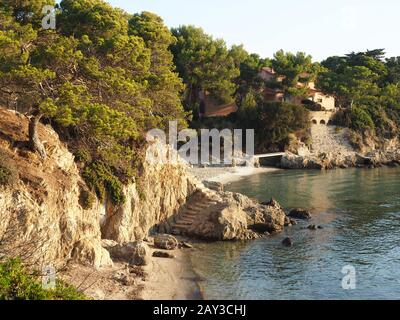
188, 166, 281, 184
140, 246, 203, 300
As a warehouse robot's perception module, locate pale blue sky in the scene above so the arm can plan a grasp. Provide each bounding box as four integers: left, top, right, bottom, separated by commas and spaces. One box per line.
106, 0, 400, 61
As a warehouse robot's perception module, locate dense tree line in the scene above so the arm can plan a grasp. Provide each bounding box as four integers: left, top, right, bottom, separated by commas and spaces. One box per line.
0, 0, 187, 204
1, 0, 400, 203
317, 49, 400, 141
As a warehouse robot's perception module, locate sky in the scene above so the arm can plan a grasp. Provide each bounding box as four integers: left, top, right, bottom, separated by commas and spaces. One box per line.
106, 0, 400, 61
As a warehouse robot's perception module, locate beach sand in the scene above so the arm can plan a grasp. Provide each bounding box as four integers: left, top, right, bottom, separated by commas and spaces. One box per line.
140, 246, 203, 300
188, 166, 281, 184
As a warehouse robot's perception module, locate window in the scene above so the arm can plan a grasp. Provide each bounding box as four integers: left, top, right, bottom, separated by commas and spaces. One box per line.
317, 98, 323, 103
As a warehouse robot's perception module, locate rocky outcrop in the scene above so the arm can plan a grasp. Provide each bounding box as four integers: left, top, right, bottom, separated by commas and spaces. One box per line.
0, 109, 112, 268
280, 152, 359, 170
282, 124, 400, 170
0, 110, 199, 268
166, 189, 286, 241
245, 198, 286, 233
0, 109, 291, 272
101, 139, 201, 243
281, 149, 400, 170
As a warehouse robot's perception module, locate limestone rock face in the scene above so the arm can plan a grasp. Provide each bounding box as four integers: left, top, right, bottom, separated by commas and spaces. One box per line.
101, 139, 200, 243
0, 109, 111, 268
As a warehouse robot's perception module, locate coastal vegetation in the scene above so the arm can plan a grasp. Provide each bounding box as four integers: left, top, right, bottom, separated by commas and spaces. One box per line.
0, 259, 86, 300
0, 0, 399, 301
0, 0, 399, 195
318, 49, 400, 145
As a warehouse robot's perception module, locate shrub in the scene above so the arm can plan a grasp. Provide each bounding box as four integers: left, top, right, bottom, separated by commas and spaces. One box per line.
74, 148, 92, 164
237, 102, 310, 152
82, 161, 126, 206
349, 106, 375, 132
79, 188, 96, 210
0, 150, 18, 187
0, 259, 86, 300
331, 107, 375, 133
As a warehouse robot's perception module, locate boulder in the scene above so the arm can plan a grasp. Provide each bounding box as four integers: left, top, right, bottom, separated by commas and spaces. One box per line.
154, 234, 179, 250
246, 198, 286, 233
288, 208, 312, 220
152, 251, 175, 258
197, 203, 254, 240
203, 180, 224, 192
307, 224, 317, 230
72, 239, 113, 268
106, 241, 151, 266
282, 237, 293, 247
181, 242, 193, 249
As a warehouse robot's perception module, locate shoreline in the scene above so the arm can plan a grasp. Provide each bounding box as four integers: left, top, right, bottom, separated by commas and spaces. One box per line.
140, 166, 283, 300
188, 166, 281, 185
140, 242, 204, 300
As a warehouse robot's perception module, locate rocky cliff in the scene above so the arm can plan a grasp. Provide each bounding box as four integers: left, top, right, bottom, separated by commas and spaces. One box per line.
0, 109, 111, 268
0, 109, 287, 269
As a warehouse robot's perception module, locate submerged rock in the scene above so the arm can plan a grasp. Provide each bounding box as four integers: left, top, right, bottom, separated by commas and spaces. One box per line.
154, 234, 179, 250
307, 224, 317, 231
288, 208, 312, 220
282, 237, 293, 247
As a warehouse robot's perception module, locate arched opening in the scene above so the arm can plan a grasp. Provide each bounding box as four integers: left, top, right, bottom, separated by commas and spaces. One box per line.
312, 119, 317, 124
320, 120, 326, 125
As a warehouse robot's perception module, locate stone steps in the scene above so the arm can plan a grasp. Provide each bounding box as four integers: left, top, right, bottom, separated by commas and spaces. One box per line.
173, 223, 192, 230
175, 220, 193, 226
170, 193, 219, 234
177, 216, 196, 222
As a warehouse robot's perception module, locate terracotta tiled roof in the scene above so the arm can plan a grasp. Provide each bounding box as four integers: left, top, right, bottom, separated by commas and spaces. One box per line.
261, 67, 275, 74
204, 103, 238, 117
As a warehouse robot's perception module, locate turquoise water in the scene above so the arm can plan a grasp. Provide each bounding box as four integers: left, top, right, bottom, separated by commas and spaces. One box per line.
191, 167, 400, 300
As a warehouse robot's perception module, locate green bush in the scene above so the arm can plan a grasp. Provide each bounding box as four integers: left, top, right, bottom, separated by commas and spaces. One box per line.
82, 161, 126, 206
349, 106, 375, 132
74, 148, 92, 164
332, 107, 375, 133
79, 188, 96, 210
0, 151, 18, 187
0, 259, 86, 300
237, 102, 310, 152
